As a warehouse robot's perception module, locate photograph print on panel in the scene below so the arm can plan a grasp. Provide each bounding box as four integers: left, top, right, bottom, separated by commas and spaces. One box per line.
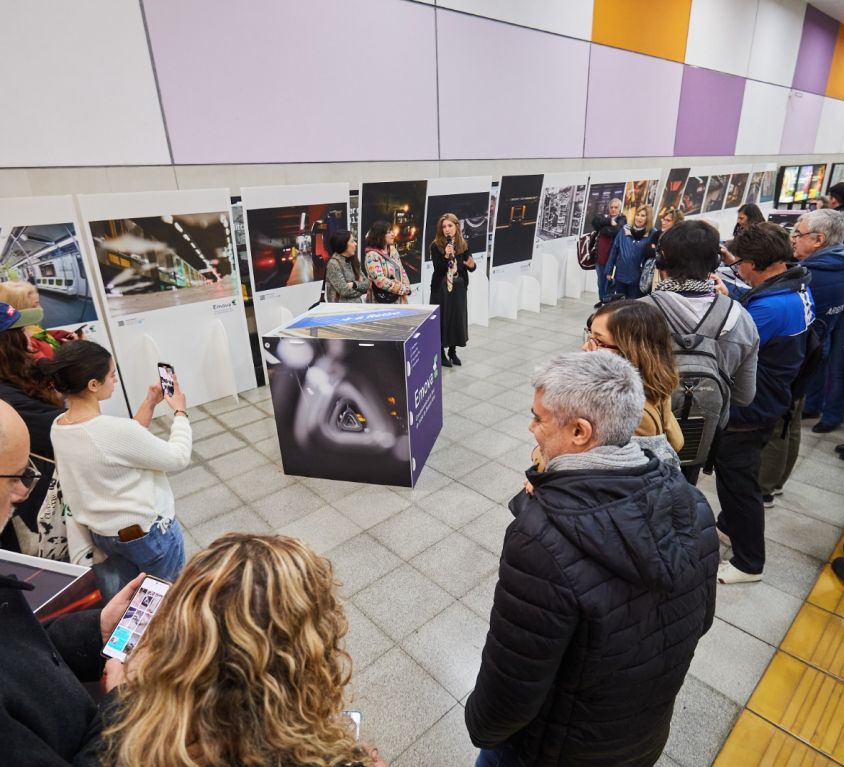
492, 174, 544, 268
745, 172, 764, 204
584, 181, 626, 231
680, 176, 708, 216
425, 191, 490, 256
537, 184, 588, 240
725, 174, 749, 209
657, 168, 691, 218
702, 175, 729, 213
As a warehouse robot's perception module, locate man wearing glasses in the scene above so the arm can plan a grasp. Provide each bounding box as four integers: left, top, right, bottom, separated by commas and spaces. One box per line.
0, 400, 144, 765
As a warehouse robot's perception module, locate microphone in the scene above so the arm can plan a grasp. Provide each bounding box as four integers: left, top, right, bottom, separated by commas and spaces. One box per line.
446, 235, 453, 246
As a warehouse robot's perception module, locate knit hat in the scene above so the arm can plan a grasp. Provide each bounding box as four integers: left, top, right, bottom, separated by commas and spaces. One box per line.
0, 301, 44, 331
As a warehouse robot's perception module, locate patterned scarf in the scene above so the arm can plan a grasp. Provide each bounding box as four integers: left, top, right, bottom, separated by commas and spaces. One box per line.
654, 278, 713, 294
446, 256, 457, 293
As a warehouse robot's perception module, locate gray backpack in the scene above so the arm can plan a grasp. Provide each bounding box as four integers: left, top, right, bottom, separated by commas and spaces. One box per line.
648, 293, 734, 467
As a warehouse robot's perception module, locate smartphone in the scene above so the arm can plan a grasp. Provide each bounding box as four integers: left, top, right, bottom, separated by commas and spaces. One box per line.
157, 362, 175, 398
342, 710, 361, 741
102, 575, 171, 663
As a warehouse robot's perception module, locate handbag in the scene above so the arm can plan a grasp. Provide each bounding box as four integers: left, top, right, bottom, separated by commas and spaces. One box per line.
639, 257, 656, 295
371, 285, 399, 304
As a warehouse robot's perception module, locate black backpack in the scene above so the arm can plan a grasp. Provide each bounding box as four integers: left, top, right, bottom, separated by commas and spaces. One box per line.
649, 293, 734, 467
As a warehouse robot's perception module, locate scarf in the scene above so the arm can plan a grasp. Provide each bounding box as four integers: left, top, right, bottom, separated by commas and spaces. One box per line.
545, 442, 649, 473
630, 226, 647, 242
654, 278, 713, 294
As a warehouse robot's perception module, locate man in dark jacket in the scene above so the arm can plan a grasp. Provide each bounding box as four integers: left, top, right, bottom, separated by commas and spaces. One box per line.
591, 198, 626, 307
465, 352, 718, 767
713, 223, 814, 584
0, 399, 142, 765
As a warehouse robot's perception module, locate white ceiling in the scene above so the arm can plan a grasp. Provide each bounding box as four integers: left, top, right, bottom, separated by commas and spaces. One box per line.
809, 0, 844, 22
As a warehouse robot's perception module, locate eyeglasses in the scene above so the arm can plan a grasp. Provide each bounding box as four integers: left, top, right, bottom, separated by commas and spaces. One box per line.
728, 259, 746, 278
583, 329, 619, 351
790, 229, 816, 240
0, 458, 42, 495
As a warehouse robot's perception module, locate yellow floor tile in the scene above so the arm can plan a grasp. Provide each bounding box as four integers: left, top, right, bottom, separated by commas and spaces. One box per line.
713, 710, 838, 766
808, 566, 844, 619
747, 652, 844, 762
782, 603, 844, 681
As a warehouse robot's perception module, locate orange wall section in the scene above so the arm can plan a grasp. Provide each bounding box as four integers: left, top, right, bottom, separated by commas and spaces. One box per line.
592, 0, 692, 63
826, 23, 844, 99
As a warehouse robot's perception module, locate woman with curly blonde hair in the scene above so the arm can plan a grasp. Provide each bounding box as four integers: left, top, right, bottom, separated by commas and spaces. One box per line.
102, 533, 386, 767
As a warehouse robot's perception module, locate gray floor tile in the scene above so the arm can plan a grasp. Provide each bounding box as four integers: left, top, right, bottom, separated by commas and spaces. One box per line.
298, 476, 364, 504
408, 465, 451, 498
393, 704, 478, 767
492, 411, 536, 443
460, 461, 526, 504
233, 463, 296, 503
764, 504, 843, 560
415, 484, 494, 529
206, 446, 270, 481
761, 539, 825, 600
353, 564, 453, 641
425, 443, 487, 480
234, 417, 277, 444
788, 456, 844, 495
182, 527, 201, 559
239, 385, 270, 403
216, 404, 266, 429
714, 580, 803, 646
442, 390, 478, 413
250, 483, 324, 528
171, 465, 218, 499
343, 601, 394, 673
325, 533, 403, 597
654, 753, 683, 767
461, 572, 498, 623
460, 362, 503, 381
332, 485, 412, 529
369, 506, 452, 560
663, 675, 741, 767
190, 507, 272, 548
438, 414, 484, 444
187, 417, 226, 441
458, 427, 525, 460
192, 431, 247, 461
350, 647, 455, 763
402, 601, 487, 699
176, 484, 243, 527
487, 388, 533, 413
462, 401, 514, 428
411, 533, 500, 598
461, 504, 512, 554
200, 395, 245, 416
687, 618, 776, 706
276, 505, 361, 554
254, 434, 282, 460
774, 478, 844, 527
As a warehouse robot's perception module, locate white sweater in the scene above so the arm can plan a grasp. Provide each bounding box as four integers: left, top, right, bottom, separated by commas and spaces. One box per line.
51, 414, 192, 536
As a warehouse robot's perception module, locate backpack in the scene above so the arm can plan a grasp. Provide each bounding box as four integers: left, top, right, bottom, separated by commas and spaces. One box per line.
639, 257, 656, 295
576, 231, 599, 270
649, 293, 734, 467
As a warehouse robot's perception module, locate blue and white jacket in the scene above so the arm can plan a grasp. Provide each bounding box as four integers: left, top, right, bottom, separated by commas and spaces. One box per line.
800, 242, 844, 347
606, 226, 656, 285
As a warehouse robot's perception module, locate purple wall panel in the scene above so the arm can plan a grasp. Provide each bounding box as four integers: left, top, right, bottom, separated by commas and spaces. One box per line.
792, 5, 839, 95
674, 66, 745, 156
780, 90, 824, 154
143, 0, 439, 164
584, 45, 683, 158
436, 11, 589, 159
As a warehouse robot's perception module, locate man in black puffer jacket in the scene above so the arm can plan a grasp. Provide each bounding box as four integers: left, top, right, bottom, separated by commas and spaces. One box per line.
465, 352, 718, 767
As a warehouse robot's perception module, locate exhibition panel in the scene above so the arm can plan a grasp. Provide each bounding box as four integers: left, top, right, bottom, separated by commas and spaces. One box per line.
77, 189, 256, 413
0, 195, 129, 417
674, 67, 746, 157
263, 304, 442, 487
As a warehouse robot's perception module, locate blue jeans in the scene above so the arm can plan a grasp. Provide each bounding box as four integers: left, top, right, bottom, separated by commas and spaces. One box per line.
476, 749, 506, 767
595, 263, 609, 302
92, 518, 185, 600
610, 280, 643, 299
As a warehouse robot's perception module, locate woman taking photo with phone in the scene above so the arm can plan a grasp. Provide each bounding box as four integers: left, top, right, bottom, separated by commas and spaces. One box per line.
44, 340, 192, 599
325, 230, 369, 303
102, 533, 389, 767
364, 221, 411, 304
429, 213, 476, 367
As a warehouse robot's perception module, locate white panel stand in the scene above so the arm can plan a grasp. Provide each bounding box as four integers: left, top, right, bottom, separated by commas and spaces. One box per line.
555, 250, 567, 299
518, 275, 541, 313
533, 253, 559, 306
205, 319, 240, 405
490, 280, 518, 320
564, 249, 588, 298
468, 271, 490, 327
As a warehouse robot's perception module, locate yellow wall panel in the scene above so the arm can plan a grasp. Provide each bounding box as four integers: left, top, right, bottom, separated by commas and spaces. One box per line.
592, 0, 692, 62
826, 24, 844, 99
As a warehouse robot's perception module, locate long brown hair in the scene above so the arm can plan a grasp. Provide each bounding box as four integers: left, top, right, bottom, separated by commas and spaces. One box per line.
0, 329, 59, 404
433, 213, 468, 254
592, 301, 678, 402
102, 534, 371, 767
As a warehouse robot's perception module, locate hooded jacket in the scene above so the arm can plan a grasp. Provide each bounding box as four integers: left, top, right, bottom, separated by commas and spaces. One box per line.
465, 458, 718, 767
727, 265, 815, 429
800, 242, 844, 344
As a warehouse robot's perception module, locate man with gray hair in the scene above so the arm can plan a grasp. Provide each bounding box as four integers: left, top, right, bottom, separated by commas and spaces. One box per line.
466, 352, 718, 767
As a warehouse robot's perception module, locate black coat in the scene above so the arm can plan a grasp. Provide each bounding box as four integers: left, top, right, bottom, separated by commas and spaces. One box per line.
0, 575, 107, 766
429, 243, 476, 295
465, 457, 718, 767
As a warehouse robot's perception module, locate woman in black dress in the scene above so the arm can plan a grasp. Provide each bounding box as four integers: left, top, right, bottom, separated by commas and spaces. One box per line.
429, 213, 476, 367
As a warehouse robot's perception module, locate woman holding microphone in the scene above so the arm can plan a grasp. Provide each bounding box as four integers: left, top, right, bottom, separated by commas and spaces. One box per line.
429, 214, 476, 367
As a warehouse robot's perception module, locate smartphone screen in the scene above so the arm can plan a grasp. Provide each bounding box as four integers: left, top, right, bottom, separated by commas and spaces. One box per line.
158, 362, 175, 398
341, 710, 361, 741
102, 575, 170, 663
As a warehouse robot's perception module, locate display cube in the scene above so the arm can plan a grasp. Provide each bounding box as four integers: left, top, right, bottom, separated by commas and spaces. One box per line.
262, 304, 443, 487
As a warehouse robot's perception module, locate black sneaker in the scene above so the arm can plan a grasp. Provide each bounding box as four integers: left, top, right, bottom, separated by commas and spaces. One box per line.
450, 352, 462, 366
762, 494, 775, 508
441, 356, 452, 368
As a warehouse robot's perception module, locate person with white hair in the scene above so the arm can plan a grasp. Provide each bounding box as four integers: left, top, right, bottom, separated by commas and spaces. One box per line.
465, 352, 718, 767
590, 197, 626, 307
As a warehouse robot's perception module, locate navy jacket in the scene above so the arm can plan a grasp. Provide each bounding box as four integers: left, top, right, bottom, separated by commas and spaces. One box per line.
800, 243, 844, 345
465, 457, 718, 767
607, 227, 656, 285
727, 265, 815, 429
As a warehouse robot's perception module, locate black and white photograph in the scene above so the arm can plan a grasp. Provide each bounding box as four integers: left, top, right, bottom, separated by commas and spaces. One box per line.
361, 180, 427, 284
745, 171, 765, 204
760, 170, 776, 203
230, 198, 252, 300
0, 223, 98, 327
425, 191, 489, 256
703, 174, 729, 213
537, 184, 587, 240
725, 173, 749, 209
88, 212, 239, 318
492, 174, 543, 268
584, 181, 626, 228
680, 176, 709, 215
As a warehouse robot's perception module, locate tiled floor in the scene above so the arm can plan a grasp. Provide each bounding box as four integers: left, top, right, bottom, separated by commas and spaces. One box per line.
156, 293, 844, 767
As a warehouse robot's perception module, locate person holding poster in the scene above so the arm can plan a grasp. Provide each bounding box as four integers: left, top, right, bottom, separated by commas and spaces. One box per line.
429, 214, 476, 367
606, 205, 656, 299
45, 340, 192, 599
325, 230, 369, 303
364, 221, 411, 304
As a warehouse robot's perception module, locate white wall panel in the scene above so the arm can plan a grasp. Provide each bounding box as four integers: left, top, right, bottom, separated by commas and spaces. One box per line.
747, 0, 807, 86
815, 97, 844, 154
734, 81, 790, 155
685, 0, 758, 77
0, 0, 170, 167
435, 0, 593, 40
